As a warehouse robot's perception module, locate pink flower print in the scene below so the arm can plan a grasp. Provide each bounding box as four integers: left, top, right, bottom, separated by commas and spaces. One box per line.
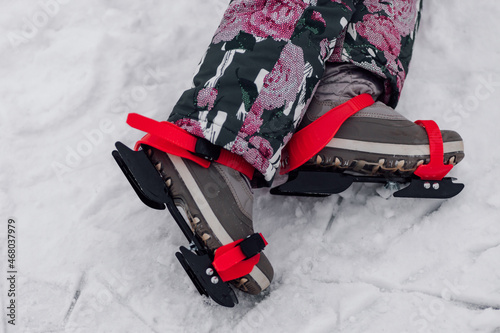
174, 118, 205, 138
356, 14, 401, 55
249, 136, 273, 160
213, 0, 308, 44
241, 42, 305, 137
239, 101, 265, 137
258, 43, 305, 110
332, 0, 352, 11
197, 87, 218, 111
231, 136, 270, 173
365, 1, 384, 14
363, 0, 419, 37
311, 11, 326, 27
231, 136, 248, 156
246, 0, 307, 40
392, 0, 419, 36
244, 148, 270, 173
213, 1, 264, 44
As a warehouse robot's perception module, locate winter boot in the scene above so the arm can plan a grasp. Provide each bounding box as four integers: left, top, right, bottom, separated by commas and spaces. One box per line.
298, 63, 464, 176
143, 145, 274, 294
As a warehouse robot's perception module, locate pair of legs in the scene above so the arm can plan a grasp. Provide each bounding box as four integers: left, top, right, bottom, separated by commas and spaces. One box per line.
168, 0, 426, 181
141, 0, 464, 294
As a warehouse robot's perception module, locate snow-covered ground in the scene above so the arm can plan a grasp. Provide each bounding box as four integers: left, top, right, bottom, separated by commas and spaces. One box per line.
2, 1, 500, 332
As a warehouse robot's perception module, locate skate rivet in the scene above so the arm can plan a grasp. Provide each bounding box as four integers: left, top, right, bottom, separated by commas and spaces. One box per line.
206, 268, 214, 276
424, 182, 431, 190
165, 178, 172, 187
211, 276, 219, 284
155, 162, 162, 171
432, 183, 440, 190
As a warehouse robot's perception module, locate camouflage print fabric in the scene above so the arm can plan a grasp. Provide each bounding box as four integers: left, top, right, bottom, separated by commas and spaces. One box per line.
167, 0, 422, 182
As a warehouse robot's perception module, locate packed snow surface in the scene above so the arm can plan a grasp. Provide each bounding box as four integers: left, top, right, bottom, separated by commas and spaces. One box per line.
1, 1, 500, 332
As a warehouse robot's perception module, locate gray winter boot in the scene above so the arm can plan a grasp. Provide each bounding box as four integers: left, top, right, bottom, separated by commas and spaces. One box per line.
143, 145, 273, 295
299, 63, 464, 175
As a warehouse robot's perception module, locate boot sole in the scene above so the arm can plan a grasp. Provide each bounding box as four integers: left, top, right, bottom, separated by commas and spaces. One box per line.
309, 138, 464, 176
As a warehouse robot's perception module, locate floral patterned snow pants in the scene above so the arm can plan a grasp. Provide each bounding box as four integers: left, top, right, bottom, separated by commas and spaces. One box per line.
168, 0, 423, 182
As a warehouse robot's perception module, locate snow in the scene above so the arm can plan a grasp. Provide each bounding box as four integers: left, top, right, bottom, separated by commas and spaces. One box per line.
1, 0, 500, 332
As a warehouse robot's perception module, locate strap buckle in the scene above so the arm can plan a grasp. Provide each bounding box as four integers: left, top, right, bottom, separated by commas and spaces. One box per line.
193, 138, 221, 161
212, 233, 268, 282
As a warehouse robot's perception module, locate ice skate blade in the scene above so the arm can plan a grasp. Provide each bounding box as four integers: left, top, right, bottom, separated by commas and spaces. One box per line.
270, 170, 350, 197
112, 141, 168, 210
113, 142, 200, 244
113, 142, 240, 307
271, 170, 464, 199
176, 247, 238, 308
393, 178, 464, 199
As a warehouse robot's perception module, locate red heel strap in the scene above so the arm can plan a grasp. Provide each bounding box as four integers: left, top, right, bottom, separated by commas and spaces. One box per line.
414, 120, 453, 181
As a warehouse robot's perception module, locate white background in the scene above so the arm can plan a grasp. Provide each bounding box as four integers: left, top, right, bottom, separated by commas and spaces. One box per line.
1, 0, 500, 332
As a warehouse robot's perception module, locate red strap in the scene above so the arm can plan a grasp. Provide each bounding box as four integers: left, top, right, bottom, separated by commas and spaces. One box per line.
280, 94, 374, 174
414, 120, 453, 180
136, 133, 211, 168
129, 113, 198, 151
126, 113, 255, 179
213, 233, 268, 282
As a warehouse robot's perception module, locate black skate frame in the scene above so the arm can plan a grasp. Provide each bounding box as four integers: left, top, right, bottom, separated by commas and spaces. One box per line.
270, 168, 464, 199
112, 142, 238, 307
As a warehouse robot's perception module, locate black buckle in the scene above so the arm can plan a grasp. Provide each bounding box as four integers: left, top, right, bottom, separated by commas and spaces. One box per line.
239, 234, 266, 258
193, 138, 221, 161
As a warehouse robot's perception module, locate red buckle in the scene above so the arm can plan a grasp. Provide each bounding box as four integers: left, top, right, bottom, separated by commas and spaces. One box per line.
126, 113, 255, 180
414, 120, 453, 181
212, 233, 268, 282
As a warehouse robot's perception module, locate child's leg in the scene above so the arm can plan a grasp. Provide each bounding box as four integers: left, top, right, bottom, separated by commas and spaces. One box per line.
168, 0, 357, 181
328, 0, 423, 107
133, 1, 362, 295
299, 0, 464, 176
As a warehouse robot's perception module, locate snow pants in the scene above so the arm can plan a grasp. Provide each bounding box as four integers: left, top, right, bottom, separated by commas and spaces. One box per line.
167, 0, 423, 181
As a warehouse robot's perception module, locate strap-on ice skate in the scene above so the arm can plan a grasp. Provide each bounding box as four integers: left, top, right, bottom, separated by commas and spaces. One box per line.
112, 115, 268, 307
272, 94, 464, 198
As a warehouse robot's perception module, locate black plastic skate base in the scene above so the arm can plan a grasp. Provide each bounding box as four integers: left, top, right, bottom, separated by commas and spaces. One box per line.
270, 170, 464, 199
112, 142, 237, 307
176, 247, 238, 307
112, 142, 168, 210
